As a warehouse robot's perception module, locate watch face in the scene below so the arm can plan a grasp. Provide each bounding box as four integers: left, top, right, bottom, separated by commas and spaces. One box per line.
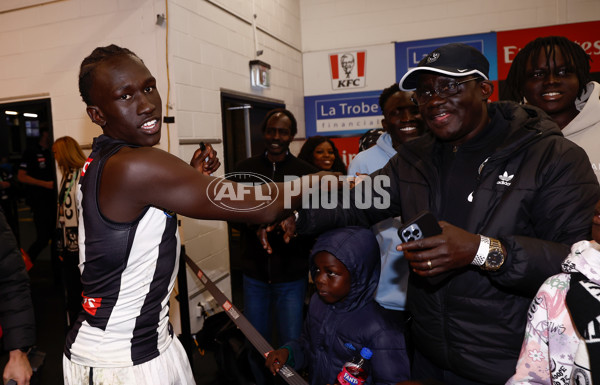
486, 251, 504, 268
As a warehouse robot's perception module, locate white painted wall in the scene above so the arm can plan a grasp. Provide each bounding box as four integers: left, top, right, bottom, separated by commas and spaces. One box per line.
0, 0, 167, 148
299, 0, 600, 52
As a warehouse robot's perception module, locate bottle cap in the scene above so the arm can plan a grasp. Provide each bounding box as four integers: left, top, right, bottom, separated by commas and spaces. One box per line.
344, 342, 356, 352
360, 347, 373, 360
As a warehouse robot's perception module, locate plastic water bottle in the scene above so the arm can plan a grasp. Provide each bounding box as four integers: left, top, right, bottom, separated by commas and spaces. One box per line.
334, 347, 372, 385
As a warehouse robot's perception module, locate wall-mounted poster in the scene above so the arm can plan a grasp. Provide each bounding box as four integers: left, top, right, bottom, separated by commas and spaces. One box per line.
303, 43, 395, 138
496, 20, 600, 97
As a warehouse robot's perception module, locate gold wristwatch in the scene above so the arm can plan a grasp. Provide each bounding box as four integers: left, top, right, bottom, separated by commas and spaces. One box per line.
481, 237, 505, 271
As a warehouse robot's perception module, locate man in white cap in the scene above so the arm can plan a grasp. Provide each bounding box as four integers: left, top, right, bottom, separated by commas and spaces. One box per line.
273, 43, 600, 384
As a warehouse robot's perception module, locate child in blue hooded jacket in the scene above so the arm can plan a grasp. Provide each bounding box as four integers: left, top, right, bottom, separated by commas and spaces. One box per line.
265, 227, 410, 384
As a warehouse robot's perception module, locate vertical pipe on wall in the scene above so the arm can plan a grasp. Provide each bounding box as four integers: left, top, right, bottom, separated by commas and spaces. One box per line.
244, 107, 252, 158
252, 0, 259, 59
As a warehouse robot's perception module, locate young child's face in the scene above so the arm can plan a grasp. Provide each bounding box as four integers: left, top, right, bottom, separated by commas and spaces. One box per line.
313, 251, 351, 304
593, 199, 600, 243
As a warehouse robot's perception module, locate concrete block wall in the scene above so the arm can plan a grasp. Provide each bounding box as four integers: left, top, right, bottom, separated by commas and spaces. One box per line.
299, 0, 600, 52
168, 0, 304, 333
169, 0, 304, 144
0, 0, 168, 149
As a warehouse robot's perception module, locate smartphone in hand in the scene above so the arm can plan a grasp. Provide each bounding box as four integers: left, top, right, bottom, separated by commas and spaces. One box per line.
398, 210, 441, 243
399, 211, 451, 284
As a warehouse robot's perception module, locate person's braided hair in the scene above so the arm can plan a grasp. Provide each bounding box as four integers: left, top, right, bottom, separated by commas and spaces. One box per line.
79, 44, 139, 106
503, 36, 591, 102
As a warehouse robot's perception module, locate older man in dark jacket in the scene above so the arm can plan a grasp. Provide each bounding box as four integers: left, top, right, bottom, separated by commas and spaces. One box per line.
274, 43, 600, 385
1, 207, 35, 385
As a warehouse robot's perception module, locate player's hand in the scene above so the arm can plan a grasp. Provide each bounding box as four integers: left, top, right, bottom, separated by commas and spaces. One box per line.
190, 144, 220, 175
398, 221, 479, 276
3, 349, 32, 385
265, 349, 289, 375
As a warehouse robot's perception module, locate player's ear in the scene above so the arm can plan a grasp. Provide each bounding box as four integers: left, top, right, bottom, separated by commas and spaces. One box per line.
86, 106, 106, 127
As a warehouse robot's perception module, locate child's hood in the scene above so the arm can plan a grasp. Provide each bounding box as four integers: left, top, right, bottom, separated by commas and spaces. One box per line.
310, 226, 380, 311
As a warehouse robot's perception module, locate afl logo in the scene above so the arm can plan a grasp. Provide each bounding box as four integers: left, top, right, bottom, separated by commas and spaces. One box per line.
206, 172, 278, 212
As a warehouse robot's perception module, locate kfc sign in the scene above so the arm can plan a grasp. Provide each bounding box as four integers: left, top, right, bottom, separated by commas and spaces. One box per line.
330, 51, 366, 90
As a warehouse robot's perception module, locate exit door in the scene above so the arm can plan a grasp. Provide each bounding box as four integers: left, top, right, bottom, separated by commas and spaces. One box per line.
220, 92, 284, 308
220, 93, 284, 173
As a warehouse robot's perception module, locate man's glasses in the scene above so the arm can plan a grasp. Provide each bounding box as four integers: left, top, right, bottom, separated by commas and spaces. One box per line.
412, 77, 482, 105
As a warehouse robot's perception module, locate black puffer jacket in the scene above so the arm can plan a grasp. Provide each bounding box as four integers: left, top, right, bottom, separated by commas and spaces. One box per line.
287, 227, 409, 385
297, 102, 600, 384
0, 207, 35, 352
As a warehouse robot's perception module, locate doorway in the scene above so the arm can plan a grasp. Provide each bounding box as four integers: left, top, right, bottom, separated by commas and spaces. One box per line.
220, 92, 285, 173
0, 98, 55, 247
220, 91, 284, 308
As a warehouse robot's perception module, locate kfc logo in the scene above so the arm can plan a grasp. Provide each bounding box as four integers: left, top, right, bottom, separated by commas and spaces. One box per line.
330, 51, 366, 90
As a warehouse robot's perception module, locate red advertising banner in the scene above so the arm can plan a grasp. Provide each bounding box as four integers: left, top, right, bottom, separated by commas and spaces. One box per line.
496, 20, 600, 80
330, 136, 361, 169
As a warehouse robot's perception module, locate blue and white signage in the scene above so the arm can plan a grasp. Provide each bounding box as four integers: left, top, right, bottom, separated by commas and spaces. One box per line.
395, 32, 498, 82
303, 44, 395, 137
304, 90, 383, 137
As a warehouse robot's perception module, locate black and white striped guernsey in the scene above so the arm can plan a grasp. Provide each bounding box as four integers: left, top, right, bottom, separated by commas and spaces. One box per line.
65, 135, 180, 367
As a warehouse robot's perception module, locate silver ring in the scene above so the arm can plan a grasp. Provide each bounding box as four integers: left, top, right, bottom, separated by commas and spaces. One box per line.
427, 260, 432, 270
